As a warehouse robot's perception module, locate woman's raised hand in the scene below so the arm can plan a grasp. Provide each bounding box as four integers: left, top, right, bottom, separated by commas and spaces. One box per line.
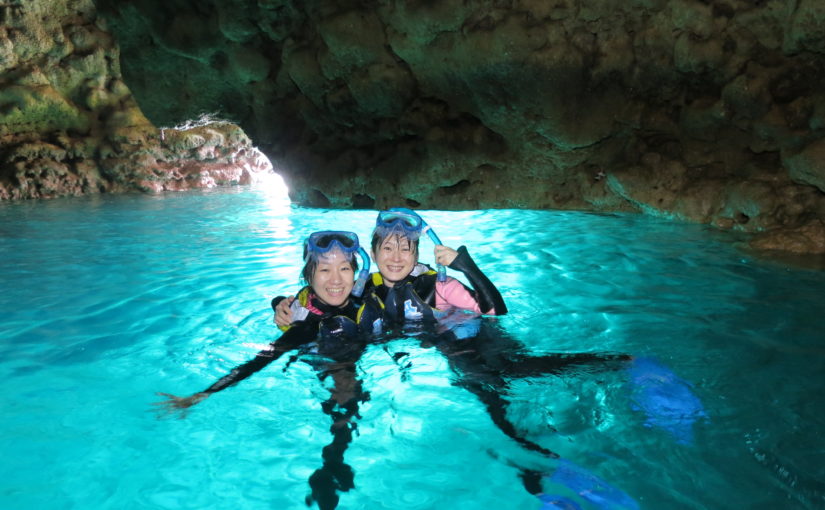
434, 245, 458, 267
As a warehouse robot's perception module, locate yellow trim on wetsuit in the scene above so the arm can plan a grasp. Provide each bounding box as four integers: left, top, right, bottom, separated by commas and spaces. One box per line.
370, 272, 384, 286
296, 286, 311, 306
356, 294, 384, 324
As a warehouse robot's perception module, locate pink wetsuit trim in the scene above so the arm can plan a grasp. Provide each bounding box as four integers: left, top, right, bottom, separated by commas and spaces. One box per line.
304, 293, 324, 316
434, 277, 497, 315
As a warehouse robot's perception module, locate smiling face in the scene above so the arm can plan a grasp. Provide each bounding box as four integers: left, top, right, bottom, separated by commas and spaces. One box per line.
372, 234, 418, 287
309, 250, 355, 306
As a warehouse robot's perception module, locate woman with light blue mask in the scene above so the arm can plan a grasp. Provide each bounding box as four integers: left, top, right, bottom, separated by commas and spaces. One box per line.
155, 231, 372, 510
362, 207, 507, 324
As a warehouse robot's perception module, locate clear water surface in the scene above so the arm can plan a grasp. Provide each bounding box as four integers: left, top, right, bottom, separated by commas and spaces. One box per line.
1, 186, 823, 510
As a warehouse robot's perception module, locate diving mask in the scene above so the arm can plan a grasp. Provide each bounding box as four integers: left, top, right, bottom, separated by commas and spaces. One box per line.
374, 208, 446, 282
304, 231, 371, 296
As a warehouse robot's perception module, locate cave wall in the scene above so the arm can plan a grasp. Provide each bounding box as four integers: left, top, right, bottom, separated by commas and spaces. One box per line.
3, 0, 825, 252
94, 1, 825, 239
0, 0, 270, 199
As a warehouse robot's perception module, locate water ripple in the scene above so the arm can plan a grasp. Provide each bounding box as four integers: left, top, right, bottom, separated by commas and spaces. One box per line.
1, 190, 824, 509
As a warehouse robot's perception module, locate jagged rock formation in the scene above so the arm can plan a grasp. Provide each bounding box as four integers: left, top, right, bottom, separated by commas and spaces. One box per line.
4, 0, 825, 254
0, 0, 270, 200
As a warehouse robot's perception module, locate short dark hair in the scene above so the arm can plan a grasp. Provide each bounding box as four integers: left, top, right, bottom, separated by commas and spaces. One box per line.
301, 251, 359, 285
371, 232, 420, 255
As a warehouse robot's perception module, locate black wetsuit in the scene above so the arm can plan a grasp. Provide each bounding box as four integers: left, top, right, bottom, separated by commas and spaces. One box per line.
358, 245, 508, 328
360, 246, 630, 459
204, 291, 368, 510
203, 296, 362, 395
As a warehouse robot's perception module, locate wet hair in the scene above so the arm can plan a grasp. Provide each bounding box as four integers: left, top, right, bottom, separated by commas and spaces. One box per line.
371, 231, 420, 256
300, 250, 359, 286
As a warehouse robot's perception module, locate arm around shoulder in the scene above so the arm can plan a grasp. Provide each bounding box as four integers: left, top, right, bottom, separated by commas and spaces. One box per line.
153, 322, 316, 419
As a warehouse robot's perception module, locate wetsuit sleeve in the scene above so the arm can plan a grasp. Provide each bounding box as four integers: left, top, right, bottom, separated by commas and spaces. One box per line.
435, 278, 483, 313
202, 321, 316, 394
447, 246, 508, 315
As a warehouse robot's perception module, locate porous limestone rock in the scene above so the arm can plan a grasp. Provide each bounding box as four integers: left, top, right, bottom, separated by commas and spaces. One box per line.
5, 0, 825, 255
0, 0, 270, 200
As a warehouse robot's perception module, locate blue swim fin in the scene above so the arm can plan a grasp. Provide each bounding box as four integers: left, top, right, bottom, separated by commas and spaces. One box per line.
628, 356, 706, 445
540, 460, 639, 510
537, 493, 583, 510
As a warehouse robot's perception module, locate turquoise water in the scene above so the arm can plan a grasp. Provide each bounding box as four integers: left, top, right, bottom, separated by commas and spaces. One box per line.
1, 187, 824, 510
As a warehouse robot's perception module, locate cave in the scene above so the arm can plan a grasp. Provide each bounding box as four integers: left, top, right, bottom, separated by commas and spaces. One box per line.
2, 0, 825, 255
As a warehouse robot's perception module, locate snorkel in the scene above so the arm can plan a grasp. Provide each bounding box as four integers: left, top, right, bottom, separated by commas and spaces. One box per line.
375, 208, 447, 282
421, 219, 446, 282
351, 247, 371, 297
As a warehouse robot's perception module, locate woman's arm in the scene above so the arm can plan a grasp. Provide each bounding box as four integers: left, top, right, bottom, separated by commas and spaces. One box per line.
153, 322, 315, 417
200, 342, 292, 394
435, 245, 508, 315
434, 278, 484, 313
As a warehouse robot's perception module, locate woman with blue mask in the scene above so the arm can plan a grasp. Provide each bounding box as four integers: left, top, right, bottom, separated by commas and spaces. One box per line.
273, 211, 628, 454
348, 210, 636, 508
363, 207, 507, 325
154, 231, 372, 510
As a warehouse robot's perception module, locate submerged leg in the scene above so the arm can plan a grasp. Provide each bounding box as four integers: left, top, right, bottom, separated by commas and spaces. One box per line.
433, 339, 559, 458
436, 324, 631, 379
307, 365, 369, 510
501, 352, 632, 378
457, 378, 559, 458
308, 417, 356, 510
